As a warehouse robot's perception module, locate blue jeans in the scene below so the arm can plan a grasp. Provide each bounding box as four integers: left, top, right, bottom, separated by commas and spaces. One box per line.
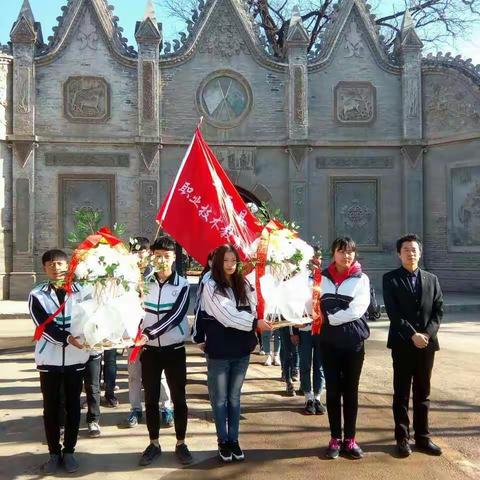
261, 330, 280, 355
298, 331, 325, 395
279, 327, 298, 382
102, 349, 117, 400
206, 355, 250, 444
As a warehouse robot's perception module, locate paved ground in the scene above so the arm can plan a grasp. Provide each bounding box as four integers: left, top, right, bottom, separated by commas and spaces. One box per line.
0, 314, 479, 480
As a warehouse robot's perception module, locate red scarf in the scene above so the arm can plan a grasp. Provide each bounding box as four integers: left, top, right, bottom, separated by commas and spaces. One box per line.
327, 261, 362, 286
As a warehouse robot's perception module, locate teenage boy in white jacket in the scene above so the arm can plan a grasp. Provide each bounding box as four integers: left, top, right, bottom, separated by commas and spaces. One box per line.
134, 236, 193, 467
29, 249, 90, 474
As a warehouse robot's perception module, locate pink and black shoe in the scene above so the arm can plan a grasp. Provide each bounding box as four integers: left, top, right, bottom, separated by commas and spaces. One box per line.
342, 438, 364, 459
325, 437, 341, 459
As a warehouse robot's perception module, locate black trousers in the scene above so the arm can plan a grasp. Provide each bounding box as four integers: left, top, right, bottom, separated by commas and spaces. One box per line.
392, 346, 435, 442
322, 343, 365, 439
141, 345, 188, 441
39, 369, 84, 454
84, 355, 101, 423
102, 349, 118, 400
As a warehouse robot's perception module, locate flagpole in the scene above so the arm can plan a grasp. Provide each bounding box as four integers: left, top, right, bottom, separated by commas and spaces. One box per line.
157, 118, 203, 227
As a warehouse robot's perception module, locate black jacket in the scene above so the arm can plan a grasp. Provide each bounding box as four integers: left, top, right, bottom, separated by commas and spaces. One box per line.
383, 267, 443, 351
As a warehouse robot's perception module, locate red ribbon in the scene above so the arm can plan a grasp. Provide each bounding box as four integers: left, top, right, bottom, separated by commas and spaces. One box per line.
129, 327, 144, 363
33, 227, 123, 342
311, 263, 324, 335
254, 219, 286, 322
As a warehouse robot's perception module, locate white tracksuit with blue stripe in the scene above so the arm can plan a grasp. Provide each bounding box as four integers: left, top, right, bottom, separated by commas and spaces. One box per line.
142, 272, 190, 346
28, 282, 91, 372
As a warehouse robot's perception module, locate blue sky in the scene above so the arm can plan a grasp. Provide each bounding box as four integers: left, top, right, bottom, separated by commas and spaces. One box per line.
0, 0, 479, 63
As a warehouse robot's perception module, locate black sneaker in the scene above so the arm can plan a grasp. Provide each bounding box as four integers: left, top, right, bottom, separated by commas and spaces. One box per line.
218, 442, 232, 462
41, 454, 62, 474
175, 443, 193, 465
314, 399, 326, 415
102, 396, 119, 408
63, 453, 79, 473
342, 438, 364, 459
139, 443, 161, 466
303, 400, 316, 415
286, 382, 296, 397
229, 441, 245, 461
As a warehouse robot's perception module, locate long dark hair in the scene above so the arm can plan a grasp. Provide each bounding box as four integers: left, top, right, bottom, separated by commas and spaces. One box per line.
211, 244, 248, 305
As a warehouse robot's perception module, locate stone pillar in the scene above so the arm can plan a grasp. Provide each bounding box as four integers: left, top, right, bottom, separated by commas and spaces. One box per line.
135, 1, 162, 241
0, 55, 12, 299
9, 8, 38, 298
285, 6, 310, 237
399, 10, 424, 237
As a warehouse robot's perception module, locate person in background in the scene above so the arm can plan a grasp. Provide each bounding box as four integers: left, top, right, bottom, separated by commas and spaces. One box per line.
261, 329, 281, 366
383, 234, 443, 458
319, 237, 370, 460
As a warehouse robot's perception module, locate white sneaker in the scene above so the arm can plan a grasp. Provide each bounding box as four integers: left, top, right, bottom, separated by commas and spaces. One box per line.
273, 354, 281, 366
259, 350, 266, 356
264, 355, 272, 366
88, 421, 101, 438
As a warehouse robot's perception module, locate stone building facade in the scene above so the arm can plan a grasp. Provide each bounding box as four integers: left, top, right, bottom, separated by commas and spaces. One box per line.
1, 0, 480, 299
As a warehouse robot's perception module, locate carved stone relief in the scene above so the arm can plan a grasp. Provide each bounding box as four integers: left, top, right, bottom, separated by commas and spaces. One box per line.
334, 82, 376, 125
140, 180, 158, 240
333, 179, 378, 246
344, 21, 365, 58
16, 67, 31, 114
213, 147, 256, 171
291, 182, 306, 228
77, 10, 99, 50
143, 61, 154, 121
406, 78, 419, 118
424, 74, 480, 137
64, 76, 110, 123
293, 66, 305, 124
450, 165, 480, 249
198, 4, 248, 57
59, 175, 114, 246
45, 153, 129, 167
15, 178, 30, 252
316, 156, 393, 169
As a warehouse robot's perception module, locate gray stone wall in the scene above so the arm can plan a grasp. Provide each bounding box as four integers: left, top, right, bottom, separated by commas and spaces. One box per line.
35, 9, 138, 141
424, 140, 480, 291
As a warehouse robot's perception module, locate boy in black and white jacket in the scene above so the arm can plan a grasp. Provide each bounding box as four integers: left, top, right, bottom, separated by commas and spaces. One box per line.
29, 249, 90, 474
134, 236, 193, 467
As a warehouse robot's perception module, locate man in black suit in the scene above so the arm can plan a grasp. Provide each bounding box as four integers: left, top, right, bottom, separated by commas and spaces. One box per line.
383, 233, 443, 458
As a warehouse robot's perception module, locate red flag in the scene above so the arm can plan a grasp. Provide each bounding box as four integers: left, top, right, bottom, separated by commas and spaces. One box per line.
156, 128, 263, 265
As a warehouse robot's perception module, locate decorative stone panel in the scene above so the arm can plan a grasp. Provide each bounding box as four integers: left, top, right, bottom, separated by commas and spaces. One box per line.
140, 180, 157, 240
64, 76, 111, 123
212, 147, 256, 171
334, 81, 376, 125
332, 178, 379, 247
15, 178, 30, 253
449, 165, 480, 251
316, 156, 393, 169
45, 153, 129, 167
58, 175, 115, 247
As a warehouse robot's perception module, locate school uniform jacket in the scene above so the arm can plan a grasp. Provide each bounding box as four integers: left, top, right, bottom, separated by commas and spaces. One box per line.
29, 282, 91, 372
142, 272, 190, 347
319, 269, 371, 348
383, 267, 443, 351
195, 278, 258, 359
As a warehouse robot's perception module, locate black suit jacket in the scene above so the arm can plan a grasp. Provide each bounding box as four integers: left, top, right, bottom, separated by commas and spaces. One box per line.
383, 267, 443, 351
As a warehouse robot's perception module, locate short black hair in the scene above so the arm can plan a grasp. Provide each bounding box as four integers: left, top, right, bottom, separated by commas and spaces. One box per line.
151, 236, 176, 252
396, 233, 422, 253
129, 236, 150, 252
330, 236, 357, 257
42, 249, 68, 265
